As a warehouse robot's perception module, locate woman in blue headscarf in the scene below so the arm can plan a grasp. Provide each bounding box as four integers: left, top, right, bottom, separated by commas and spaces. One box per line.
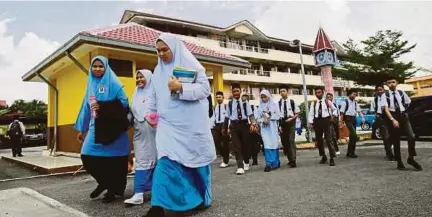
143, 33, 216, 217
257, 89, 281, 172
75, 56, 130, 203
124, 69, 157, 206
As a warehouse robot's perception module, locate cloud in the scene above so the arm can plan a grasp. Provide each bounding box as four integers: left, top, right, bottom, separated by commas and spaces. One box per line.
0, 18, 59, 105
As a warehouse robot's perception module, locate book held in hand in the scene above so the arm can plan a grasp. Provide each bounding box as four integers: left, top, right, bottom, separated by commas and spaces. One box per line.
171, 67, 198, 98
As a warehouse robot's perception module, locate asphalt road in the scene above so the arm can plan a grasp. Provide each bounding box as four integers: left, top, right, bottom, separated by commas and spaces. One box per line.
1, 142, 432, 217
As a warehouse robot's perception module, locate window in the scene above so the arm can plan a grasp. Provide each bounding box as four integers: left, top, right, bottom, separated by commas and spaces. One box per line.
108, 58, 133, 77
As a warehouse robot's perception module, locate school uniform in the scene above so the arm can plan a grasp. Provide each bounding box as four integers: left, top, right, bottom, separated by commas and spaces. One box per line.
224, 98, 254, 172
249, 105, 260, 165
380, 90, 420, 170
340, 99, 361, 156
212, 103, 230, 165
329, 102, 340, 153
279, 97, 300, 166
370, 94, 393, 160
308, 98, 338, 163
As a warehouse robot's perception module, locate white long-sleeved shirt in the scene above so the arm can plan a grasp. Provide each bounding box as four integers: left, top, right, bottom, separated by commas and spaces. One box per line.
308, 98, 338, 123
8, 120, 25, 135
380, 90, 411, 112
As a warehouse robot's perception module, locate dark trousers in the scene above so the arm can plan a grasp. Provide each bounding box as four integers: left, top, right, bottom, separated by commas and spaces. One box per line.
387, 112, 416, 162
10, 136, 22, 157
375, 114, 393, 157
280, 120, 296, 162
248, 126, 260, 163
212, 123, 230, 164
314, 117, 336, 158
330, 118, 340, 152
230, 120, 251, 168
81, 155, 129, 194
345, 116, 357, 155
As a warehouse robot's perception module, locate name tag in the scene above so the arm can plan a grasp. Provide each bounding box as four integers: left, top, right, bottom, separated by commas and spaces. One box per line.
98, 86, 105, 94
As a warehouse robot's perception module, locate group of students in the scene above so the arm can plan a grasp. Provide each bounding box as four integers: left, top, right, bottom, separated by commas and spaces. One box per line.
75, 33, 216, 217
73, 32, 422, 217
210, 76, 422, 176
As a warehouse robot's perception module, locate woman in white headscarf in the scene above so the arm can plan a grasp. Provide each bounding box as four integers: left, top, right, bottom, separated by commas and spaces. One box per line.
256, 89, 281, 172
143, 33, 216, 216
124, 69, 157, 206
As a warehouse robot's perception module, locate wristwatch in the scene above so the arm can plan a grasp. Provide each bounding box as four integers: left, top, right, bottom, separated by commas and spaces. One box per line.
390, 117, 395, 121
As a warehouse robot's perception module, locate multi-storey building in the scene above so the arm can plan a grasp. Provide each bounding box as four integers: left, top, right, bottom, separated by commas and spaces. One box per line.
120, 10, 413, 104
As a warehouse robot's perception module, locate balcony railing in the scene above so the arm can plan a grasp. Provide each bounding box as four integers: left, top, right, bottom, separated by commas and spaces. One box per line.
219, 41, 269, 54
233, 69, 271, 77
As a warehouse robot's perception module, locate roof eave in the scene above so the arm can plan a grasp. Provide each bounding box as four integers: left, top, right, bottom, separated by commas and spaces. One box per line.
22, 33, 250, 81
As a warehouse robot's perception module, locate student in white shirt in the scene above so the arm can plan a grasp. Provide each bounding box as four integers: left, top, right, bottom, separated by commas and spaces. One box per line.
340, 89, 365, 158
370, 84, 393, 161
278, 84, 300, 168
212, 91, 230, 168
7, 115, 25, 157
308, 87, 338, 166
381, 77, 421, 171
326, 93, 340, 155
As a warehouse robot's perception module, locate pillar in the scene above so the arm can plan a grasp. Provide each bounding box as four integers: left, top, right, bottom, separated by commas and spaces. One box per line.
213, 68, 224, 102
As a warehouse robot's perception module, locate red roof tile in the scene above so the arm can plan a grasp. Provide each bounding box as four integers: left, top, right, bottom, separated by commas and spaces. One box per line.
313, 27, 334, 53
82, 23, 248, 64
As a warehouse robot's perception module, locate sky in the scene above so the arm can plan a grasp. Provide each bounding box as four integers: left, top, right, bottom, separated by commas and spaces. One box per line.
0, 0, 431, 104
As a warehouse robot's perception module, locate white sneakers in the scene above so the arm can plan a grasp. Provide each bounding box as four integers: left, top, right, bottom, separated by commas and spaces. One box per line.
336, 151, 341, 155
220, 162, 229, 168
236, 168, 245, 175
124, 193, 144, 205
244, 162, 250, 171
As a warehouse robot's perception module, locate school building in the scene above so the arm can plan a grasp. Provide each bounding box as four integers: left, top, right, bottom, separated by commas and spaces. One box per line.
407, 75, 432, 97
23, 10, 413, 154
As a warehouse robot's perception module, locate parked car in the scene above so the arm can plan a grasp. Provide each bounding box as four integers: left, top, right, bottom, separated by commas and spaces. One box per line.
372, 95, 432, 139
356, 108, 376, 131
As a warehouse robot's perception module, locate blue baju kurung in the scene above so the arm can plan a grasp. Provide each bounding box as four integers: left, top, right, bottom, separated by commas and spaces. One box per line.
146, 33, 216, 212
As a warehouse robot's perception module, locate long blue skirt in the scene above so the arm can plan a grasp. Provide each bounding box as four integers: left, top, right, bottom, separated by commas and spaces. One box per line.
134, 169, 154, 193
264, 149, 280, 168
151, 157, 212, 211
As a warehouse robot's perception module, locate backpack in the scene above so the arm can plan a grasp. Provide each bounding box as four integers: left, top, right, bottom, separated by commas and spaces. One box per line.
342, 99, 357, 115
228, 100, 248, 119
9, 121, 23, 137
278, 99, 295, 118
385, 90, 408, 109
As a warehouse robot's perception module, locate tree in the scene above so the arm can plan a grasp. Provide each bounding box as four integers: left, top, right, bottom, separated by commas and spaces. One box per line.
334, 30, 417, 86
9, 99, 47, 118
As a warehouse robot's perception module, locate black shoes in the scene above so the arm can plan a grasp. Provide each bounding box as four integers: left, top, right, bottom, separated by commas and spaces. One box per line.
407, 157, 422, 171
252, 161, 258, 166
264, 166, 272, 172
346, 153, 358, 158
319, 156, 328, 164
288, 161, 297, 168
397, 161, 406, 170
90, 185, 106, 199
17, 154, 23, 157
143, 206, 165, 217
102, 192, 116, 203
329, 158, 336, 166
387, 155, 395, 161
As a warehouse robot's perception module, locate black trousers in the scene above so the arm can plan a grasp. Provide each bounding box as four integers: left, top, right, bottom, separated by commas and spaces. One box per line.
345, 116, 357, 155
10, 136, 22, 157
81, 155, 129, 194
280, 120, 296, 162
387, 112, 416, 162
375, 114, 392, 157
248, 124, 260, 163
330, 118, 340, 152
212, 123, 230, 164
314, 117, 336, 158
230, 120, 251, 168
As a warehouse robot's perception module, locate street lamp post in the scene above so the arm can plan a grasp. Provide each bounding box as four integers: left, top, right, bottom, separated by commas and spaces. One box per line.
293, 39, 310, 142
